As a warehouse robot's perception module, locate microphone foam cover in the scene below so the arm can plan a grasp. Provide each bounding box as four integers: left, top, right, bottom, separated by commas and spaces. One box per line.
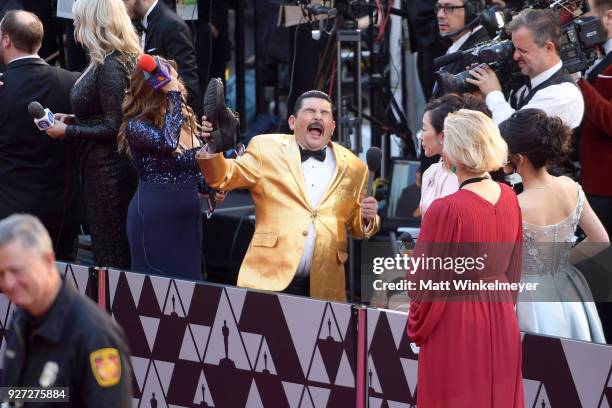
27, 101, 45, 119
366, 147, 383, 172
138, 54, 157, 73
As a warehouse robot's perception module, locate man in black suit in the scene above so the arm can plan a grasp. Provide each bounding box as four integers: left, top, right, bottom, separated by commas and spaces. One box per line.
0, 0, 22, 73
407, 0, 449, 100
419, 0, 490, 175
0, 10, 81, 260
124, 0, 202, 116
433, 0, 490, 95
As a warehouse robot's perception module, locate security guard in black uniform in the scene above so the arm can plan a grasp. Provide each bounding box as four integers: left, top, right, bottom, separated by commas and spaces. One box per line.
0, 214, 133, 407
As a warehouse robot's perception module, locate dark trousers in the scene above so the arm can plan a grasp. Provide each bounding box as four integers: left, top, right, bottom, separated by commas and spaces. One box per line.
192, 20, 230, 92
48, 224, 79, 263
283, 273, 310, 297
588, 194, 612, 236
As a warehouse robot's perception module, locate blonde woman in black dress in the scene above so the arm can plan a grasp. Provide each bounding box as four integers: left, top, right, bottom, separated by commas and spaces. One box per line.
45, 0, 141, 269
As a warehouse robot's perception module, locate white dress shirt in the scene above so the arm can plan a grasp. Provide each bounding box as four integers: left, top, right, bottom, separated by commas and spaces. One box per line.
140, 0, 159, 51
295, 145, 336, 278
7, 55, 39, 64
605, 38, 612, 57
485, 60, 585, 128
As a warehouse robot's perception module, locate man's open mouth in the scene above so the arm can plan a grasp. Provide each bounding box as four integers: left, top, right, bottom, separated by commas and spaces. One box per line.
307, 123, 324, 136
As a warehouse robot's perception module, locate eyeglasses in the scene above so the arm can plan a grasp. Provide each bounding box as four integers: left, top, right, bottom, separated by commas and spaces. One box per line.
435, 4, 465, 14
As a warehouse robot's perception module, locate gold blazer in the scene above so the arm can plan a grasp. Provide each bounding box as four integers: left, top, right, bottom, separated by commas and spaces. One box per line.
196, 134, 380, 301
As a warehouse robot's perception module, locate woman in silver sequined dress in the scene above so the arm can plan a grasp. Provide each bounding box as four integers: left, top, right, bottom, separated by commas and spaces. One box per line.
500, 109, 609, 343
44, 0, 140, 269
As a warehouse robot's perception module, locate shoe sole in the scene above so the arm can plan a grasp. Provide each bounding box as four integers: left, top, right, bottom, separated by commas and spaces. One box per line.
203, 78, 239, 153
203, 78, 222, 125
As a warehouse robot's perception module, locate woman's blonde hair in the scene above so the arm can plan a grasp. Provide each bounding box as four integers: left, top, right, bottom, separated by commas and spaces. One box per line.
73, 0, 141, 65
118, 58, 199, 157
443, 109, 507, 173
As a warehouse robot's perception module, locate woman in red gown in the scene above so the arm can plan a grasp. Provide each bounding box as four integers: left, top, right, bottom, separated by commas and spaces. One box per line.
407, 110, 524, 407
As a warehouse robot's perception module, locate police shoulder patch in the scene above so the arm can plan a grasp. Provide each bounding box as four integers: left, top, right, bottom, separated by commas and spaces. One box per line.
90, 347, 121, 387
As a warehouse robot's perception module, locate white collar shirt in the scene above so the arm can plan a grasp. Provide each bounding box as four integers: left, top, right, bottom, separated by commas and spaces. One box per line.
295, 145, 336, 278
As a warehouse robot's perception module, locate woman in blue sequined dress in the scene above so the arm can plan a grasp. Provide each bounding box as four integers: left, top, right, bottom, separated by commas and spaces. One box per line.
118, 60, 222, 280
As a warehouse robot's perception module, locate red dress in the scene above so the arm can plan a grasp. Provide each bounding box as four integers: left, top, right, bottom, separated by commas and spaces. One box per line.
407, 183, 525, 408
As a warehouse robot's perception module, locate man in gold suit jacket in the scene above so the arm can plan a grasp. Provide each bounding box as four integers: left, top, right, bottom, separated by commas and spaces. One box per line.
197, 90, 380, 301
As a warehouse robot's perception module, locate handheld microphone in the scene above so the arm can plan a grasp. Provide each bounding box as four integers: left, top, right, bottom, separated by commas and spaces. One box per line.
138, 54, 172, 90
365, 147, 383, 197
399, 232, 414, 243
28, 101, 55, 130
398, 232, 415, 253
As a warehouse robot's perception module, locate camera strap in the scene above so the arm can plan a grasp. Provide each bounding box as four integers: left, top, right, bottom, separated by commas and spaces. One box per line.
511, 83, 531, 110
515, 69, 575, 109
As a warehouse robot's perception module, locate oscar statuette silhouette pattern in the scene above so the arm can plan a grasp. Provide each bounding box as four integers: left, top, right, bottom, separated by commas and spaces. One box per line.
366, 309, 612, 407
0, 263, 610, 407
106, 269, 357, 407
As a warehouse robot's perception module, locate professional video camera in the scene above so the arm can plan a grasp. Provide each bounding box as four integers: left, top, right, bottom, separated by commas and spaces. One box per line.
434, 39, 522, 94
334, 0, 369, 20
275, 0, 370, 22
433, 0, 606, 96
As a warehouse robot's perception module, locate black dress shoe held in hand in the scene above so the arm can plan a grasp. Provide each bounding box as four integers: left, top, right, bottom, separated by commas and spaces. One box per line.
202, 78, 239, 153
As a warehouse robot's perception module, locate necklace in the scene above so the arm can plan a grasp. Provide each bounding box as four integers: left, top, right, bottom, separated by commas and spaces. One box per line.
523, 175, 555, 190
459, 176, 489, 189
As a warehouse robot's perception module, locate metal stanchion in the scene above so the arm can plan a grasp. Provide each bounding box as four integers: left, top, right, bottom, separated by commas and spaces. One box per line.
349, 235, 355, 302
354, 305, 368, 408
337, 27, 363, 301
94, 266, 108, 312
235, 3, 246, 126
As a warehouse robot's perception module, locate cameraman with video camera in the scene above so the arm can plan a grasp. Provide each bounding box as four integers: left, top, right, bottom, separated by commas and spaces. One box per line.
420, 0, 491, 173
433, 0, 491, 96
467, 8, 584, 128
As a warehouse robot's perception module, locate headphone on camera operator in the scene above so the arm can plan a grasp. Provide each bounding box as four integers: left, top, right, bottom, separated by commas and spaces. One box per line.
433, 0, 490, 96
440, 0, 486, 39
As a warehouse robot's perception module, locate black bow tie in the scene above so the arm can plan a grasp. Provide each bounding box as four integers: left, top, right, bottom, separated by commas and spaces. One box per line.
300, 147, 326, 162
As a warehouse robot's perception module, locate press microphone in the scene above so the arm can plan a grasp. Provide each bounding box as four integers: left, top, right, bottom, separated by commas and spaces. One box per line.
365, 147, 383, 197
399, 232, 415, 245
138, 54, 172, 90
28, 101, 55, 130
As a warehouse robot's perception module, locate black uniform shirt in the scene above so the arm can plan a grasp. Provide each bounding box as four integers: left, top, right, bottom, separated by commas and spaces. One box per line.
1, 279, 133, 407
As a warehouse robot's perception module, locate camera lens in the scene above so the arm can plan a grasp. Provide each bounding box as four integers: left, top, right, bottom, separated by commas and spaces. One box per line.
449, 70, 478, 94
